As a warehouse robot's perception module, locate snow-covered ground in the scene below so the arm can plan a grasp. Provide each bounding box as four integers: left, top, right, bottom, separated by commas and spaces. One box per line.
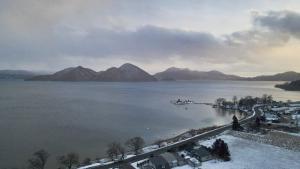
198, 135, 300, 169
142, 145, 159, 153
173, 165, 194, 169
131, 159, 149, 169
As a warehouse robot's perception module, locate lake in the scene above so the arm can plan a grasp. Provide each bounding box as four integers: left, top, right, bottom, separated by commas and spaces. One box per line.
0, 80, 299, 168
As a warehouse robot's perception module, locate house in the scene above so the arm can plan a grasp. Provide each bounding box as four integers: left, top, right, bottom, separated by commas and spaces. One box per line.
190, 146, 213, 162
160, 152, 179, 167
292, 111, 300, 120
147, 152, 179, 169
271, 107, 289, 114
179, 153, 201, 167
148, 156, 170, 169
187, 157, 201, 167
289, 103, 300, 107
264, 113, 279, 123
120, 163, 136, 169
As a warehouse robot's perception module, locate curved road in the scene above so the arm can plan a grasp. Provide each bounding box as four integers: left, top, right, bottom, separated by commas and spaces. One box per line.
79, 105, 261, 169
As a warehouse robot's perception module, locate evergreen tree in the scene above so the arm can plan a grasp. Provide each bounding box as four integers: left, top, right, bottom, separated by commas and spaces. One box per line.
211, 139, 231, 161
232, 115, 240, 130
255, 116, 261, 127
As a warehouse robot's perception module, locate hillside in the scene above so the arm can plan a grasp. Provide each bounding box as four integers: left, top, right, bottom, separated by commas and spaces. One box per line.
28, 63, 157, 82
0, 70, 37, 79
247, 71, 300, 81
28, 66, 97, 81
155, 68, 300, 81
94, 63, 157, 82
275, 80, 300, 91
154, 67, 243, 81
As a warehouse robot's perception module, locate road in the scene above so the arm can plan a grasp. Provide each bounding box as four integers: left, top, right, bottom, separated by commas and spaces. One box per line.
79, 105, 261, 169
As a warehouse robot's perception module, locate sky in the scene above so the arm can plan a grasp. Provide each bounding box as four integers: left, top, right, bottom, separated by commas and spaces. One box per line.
1, 0, 300, 76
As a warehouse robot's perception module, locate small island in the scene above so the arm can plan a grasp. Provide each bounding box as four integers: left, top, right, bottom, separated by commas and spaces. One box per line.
275, 80, 300, 91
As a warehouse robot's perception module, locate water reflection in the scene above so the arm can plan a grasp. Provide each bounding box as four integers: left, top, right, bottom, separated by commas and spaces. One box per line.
214, 108, 245, 120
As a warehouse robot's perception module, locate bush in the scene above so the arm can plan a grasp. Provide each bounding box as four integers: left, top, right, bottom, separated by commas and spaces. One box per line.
211, 139, 231, 161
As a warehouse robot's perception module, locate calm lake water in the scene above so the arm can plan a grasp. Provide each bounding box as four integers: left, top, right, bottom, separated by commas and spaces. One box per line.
0, 80, 299, 168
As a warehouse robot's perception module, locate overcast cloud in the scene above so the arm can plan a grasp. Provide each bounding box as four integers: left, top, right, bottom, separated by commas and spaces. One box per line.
1, 0, 300, 75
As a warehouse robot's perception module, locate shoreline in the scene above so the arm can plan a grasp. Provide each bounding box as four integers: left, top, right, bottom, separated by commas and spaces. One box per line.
79, 105, 258, 169
150, 107, 249, 148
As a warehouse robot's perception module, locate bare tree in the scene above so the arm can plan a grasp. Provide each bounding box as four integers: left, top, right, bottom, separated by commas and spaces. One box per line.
215, 98, 226, 107
106, 142, 125, 161
262, 94, 268, 104
232, 96, 238, 104
125, 137, 145, 155
107, 142, 118, 161
117, 144, 126, 160
57, 153, 79, 169
28, 149, 49, 169
267, 95, 273, 105
81, 158, 92, 165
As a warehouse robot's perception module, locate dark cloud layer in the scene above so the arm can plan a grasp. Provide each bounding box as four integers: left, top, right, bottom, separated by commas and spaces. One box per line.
1, 4, 300, 73
0, 25, 228, 64
254, 10, 300, 38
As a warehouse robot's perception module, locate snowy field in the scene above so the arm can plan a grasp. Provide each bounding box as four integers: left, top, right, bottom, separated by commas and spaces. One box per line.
196, 135, 300, 169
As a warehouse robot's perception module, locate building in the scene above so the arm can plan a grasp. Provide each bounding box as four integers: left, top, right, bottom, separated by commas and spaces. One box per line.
292, 111, 300, 120
160, 152, 179, 167
190, 146, 213, 162
148, 156, 170, 169
264, 113, 279, 123
187, 157, 201, 167
271, 107, 289, 114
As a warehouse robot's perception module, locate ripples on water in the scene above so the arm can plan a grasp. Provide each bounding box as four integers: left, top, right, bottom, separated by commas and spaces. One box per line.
0, 80, 299, 168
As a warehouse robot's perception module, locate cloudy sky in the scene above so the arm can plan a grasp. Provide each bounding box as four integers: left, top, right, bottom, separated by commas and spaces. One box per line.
1, 0, 300, 76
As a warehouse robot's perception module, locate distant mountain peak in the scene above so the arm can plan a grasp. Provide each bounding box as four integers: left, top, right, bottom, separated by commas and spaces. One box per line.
276, 79, 300, 91
207, 70, 222, 73
119, 63, 140, 70
95, 63, 157, 82
165, 67, 190, 72
28, 63, 156, 82
120, 63, 135, 67
29, 66, 97, 81
154, 67, 242, 81
248, 71, 300, 81
75, 66, 84, 69
0, 70, 37, 79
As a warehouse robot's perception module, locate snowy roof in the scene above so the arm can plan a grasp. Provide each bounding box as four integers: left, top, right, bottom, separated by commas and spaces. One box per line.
160, 152, 177, 164
191, 146, 211, 157
271, 107, 289, 111
189, 157, 200, 164
149, 156, 169, 168
289, 104, 300, 107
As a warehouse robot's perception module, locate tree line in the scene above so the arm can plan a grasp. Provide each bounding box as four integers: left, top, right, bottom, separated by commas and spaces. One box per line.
5, 136, 145, 169
215, 94, 274, 110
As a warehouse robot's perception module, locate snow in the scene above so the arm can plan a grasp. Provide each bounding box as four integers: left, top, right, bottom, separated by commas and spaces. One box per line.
131, 159, 149, 169
125, 154, 136, 159
189, 157, 200, 165
77, 158, 116, 169
173, 165, 194, 169
198, 135, 300, 169
273, 130, 300, 137
78, 163, 102, 169
142, 145, 159, 153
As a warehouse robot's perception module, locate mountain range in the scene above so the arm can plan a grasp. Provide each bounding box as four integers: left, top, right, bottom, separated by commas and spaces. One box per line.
2, 63, 300, 82
0, 70, 37, 79
275, 80, 300, 91
28, 63, 156, 82
244, 71, 300, 81
154, 68, 300, 81
154, 67, 243, 81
